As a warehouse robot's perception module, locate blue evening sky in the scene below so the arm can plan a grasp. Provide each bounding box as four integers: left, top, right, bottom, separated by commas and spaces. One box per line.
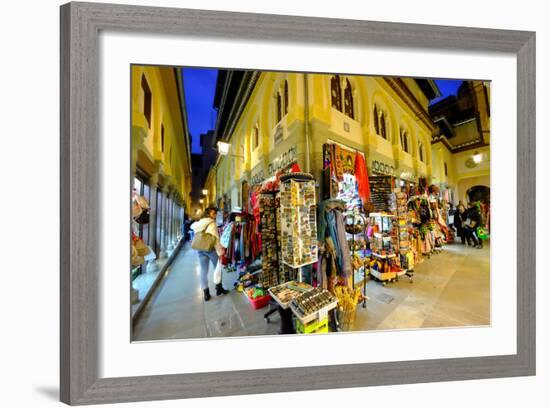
430, 79, 464, 105
181, 71, 463, 154
182, 68, 219, 154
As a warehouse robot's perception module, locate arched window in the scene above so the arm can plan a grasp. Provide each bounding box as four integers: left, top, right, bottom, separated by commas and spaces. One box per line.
276, 92, 282, 123
380, 111, 387, 140
331, 76, 354, 120
284, 80, 289, 115
400, 128, 409, 153
419, 142, 424, 162
275, 80, 289, 124
141, 74, 152, 128
373, 105, 379, 135
252, 123, 259, 151
343, 79, 354, 119
331, 75, 342, 112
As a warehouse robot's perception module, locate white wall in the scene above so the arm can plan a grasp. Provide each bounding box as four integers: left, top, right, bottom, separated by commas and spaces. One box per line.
1, 1, 546, 407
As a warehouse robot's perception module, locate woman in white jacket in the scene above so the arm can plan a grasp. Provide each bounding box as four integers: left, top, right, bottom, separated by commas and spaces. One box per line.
191, 207, 229, 301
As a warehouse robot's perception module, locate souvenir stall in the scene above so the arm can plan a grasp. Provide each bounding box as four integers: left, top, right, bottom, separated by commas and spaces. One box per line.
230, 184, 273, 309
274, 172, 338, 334
407, 194, 436, 257
428, 184, 453, 244
321, 142, 370, 313
367, 212, 400, 285
220, 210, 258, 273
391, 189, 415, 282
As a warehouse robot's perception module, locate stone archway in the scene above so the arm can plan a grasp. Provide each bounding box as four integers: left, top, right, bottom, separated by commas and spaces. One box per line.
467, 185, 490, 204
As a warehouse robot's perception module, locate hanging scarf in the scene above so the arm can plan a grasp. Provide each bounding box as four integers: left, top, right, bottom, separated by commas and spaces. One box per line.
220, 222, 234, 249
334, 145, 344, 181
354, 152, 370, 206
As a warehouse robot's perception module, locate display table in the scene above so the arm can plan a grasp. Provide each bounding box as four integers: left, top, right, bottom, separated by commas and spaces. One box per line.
267, 281, 314, 335
289, 288, 338, 334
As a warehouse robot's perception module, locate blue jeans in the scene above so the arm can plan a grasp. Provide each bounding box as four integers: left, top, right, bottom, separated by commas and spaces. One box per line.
197, 250, 219, 290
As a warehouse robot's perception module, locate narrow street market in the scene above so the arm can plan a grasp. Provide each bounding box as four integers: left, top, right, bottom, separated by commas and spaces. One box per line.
130, 66, 491, 340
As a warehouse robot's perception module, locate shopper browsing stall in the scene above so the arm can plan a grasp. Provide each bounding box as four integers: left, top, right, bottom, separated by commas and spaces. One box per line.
191, 207, 229, 301
454, 203, 466, 244
462, 202, 483, 249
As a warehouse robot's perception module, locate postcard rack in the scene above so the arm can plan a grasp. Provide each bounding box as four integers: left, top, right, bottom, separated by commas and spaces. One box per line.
279, 174, 318, 269
259, 192, 280, 288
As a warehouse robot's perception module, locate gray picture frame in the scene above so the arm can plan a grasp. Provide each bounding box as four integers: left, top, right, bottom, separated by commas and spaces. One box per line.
60, 2, 536, 405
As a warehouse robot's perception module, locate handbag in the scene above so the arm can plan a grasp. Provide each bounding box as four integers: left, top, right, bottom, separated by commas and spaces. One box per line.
191, 221, 216, 251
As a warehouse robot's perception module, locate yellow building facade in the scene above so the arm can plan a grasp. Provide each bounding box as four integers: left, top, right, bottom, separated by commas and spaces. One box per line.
205, 72, 490, 210
131, 65, 192, 258
207, 73, 435, 209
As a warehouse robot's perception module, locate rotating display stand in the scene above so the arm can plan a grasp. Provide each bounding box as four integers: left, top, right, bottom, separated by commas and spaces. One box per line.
279, 174, 318, 268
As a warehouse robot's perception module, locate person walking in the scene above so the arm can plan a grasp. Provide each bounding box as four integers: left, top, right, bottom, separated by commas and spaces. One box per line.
191, 207, 229, 301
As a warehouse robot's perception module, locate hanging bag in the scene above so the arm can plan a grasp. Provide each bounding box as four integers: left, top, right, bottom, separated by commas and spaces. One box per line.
191, 220, 216, 251
135, 208, 150, 224
135, 238, 150, 256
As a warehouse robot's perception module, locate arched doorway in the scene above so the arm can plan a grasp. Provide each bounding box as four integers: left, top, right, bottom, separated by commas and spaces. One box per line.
467, 185, 490, 204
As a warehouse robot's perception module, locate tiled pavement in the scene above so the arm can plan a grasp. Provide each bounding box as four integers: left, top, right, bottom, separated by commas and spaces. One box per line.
132, 241, 490, 341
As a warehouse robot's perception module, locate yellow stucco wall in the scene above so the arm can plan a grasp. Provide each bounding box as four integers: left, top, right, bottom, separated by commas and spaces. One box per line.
131, 65, 192, 211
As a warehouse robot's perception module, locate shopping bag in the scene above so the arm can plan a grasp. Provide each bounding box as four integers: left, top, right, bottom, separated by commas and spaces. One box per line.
476, 226, 489, 240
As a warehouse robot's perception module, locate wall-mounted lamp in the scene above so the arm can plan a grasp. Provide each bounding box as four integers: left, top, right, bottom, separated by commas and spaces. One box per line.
217, 141, 230, 156
217, 141, 244, 159
202, 189, 208, 195
473, 151, 483, 164
199, 199, 204, 204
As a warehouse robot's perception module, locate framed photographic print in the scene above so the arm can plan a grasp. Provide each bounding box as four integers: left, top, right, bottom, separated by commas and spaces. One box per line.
60, 1, 535, 405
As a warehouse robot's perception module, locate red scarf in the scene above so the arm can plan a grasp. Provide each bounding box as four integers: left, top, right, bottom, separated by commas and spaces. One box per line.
354, 152, 370, 206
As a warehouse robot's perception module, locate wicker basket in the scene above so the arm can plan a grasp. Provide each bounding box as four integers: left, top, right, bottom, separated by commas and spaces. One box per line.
337, 307, 357, 332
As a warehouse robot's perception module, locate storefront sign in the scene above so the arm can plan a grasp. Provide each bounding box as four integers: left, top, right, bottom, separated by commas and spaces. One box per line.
249, 146, 298, 185
372, 159, 395, 176
268, 146, 297, 175
399, 170, 415, 181
250, 168, 266, 185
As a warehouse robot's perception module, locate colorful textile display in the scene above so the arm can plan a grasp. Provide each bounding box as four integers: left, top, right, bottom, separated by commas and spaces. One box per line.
333, 145, 344, 181
318, 199, 352, 288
